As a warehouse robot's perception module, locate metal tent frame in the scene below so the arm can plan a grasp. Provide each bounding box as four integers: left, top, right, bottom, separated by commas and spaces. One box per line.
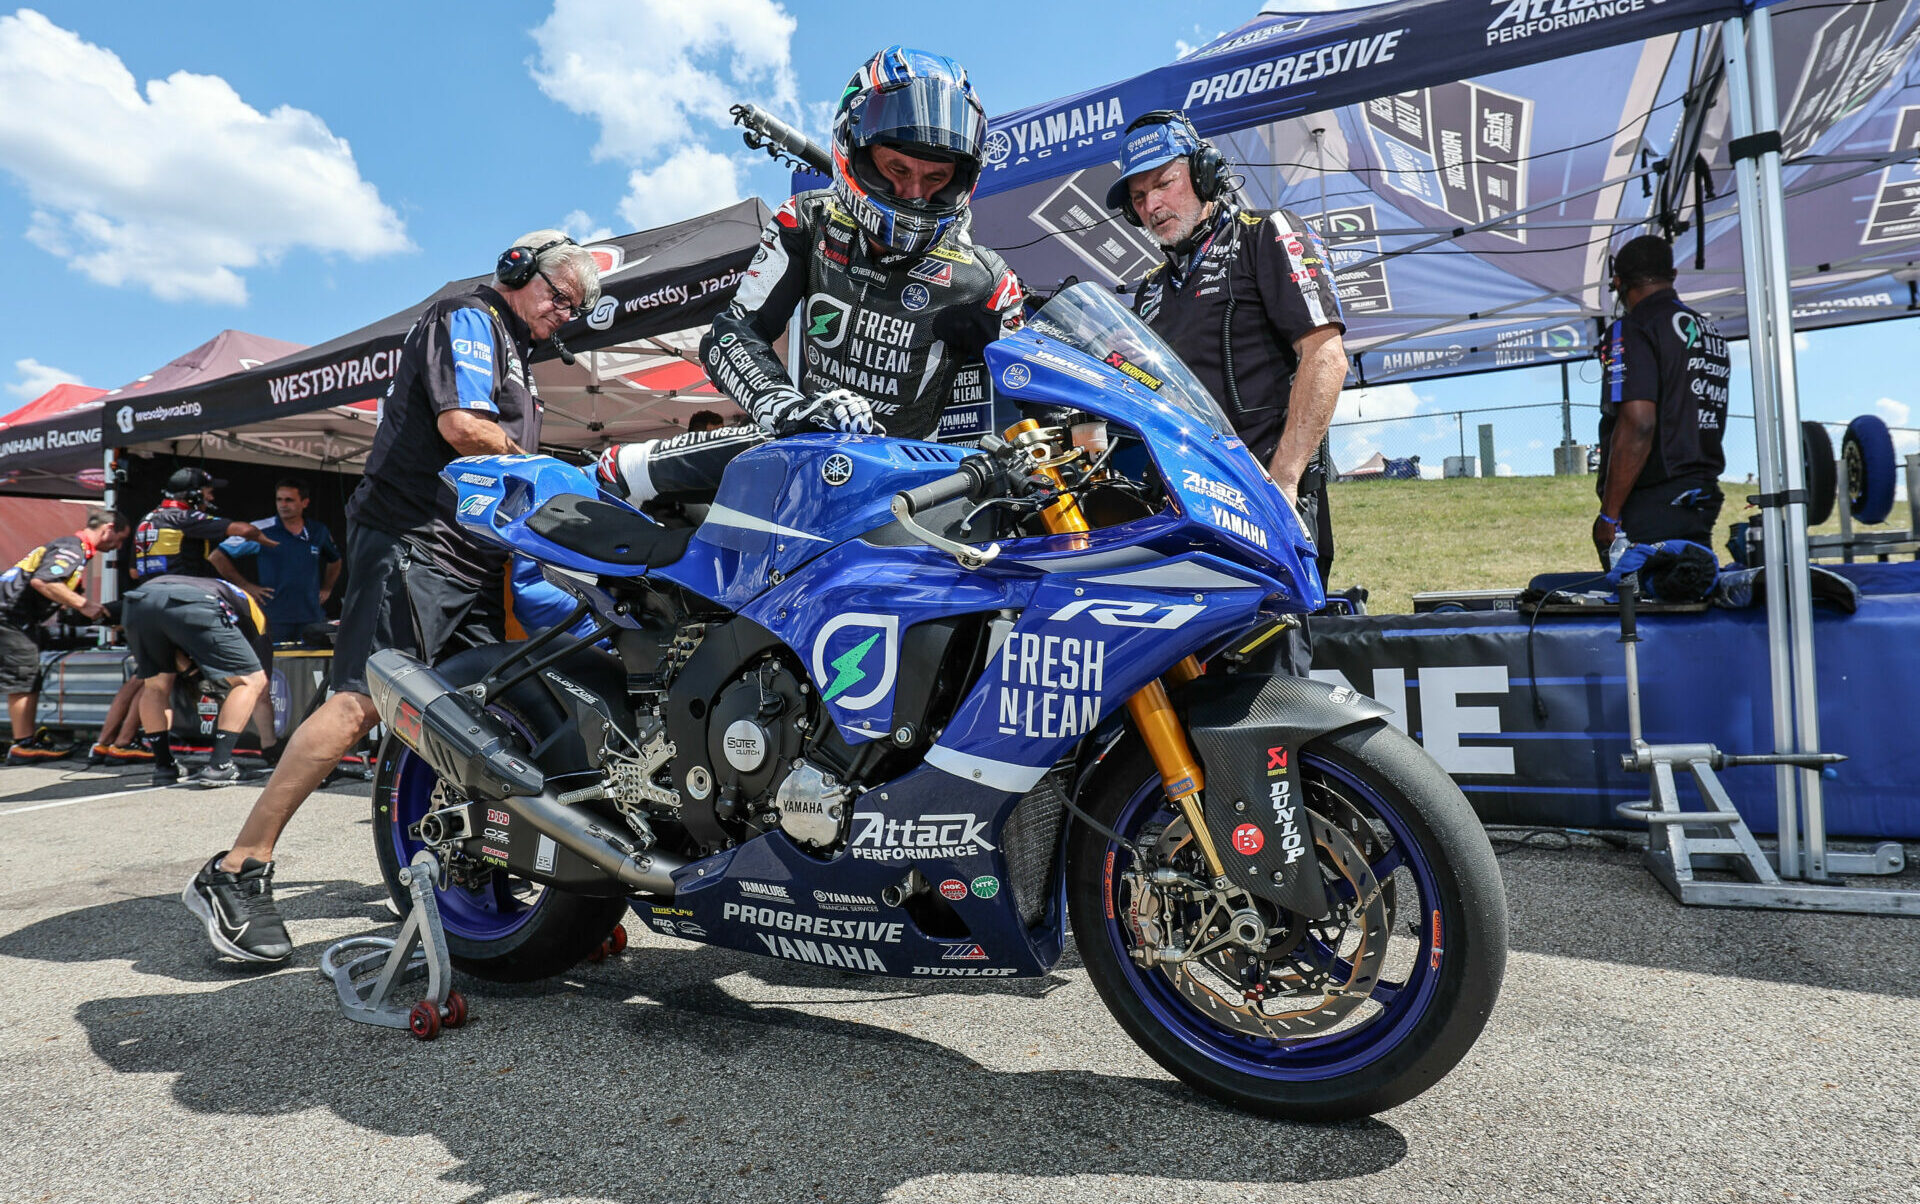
1666, 9, 1919, 914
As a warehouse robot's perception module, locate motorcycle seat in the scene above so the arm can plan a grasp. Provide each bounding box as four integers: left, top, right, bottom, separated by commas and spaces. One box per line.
525, 493, 694, 567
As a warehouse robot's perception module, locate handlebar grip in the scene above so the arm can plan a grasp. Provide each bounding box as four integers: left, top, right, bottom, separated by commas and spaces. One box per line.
896, 469, 980, 516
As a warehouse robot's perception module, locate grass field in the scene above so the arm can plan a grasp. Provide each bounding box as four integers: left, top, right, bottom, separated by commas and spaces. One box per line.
1323, 473, 1764, 614
1321, 470, 1894, 613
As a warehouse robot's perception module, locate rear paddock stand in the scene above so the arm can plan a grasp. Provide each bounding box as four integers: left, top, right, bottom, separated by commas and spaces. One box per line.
1611, 575, 1920, 917
318, 850, 469, 1038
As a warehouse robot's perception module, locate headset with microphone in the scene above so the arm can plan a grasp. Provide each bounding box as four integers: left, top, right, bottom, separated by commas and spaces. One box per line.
496, 235, 580, 364
1117, 110, 1227, 227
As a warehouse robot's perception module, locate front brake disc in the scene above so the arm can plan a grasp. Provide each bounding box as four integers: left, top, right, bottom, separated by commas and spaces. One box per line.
1161, 808, 1391, 1040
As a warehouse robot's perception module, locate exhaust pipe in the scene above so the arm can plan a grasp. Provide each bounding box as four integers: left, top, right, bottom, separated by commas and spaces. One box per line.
368, 649, 684, 895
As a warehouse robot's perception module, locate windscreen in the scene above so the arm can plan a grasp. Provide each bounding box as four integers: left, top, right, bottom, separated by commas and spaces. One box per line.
1022, 282, 1236, 436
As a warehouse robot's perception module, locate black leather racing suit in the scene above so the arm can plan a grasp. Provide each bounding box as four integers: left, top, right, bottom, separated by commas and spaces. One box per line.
597, 189, 1024, 503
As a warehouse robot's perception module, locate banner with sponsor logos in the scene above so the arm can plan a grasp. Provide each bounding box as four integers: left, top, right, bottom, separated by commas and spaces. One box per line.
1306, 563, 1920, 838
973, 0, 1920, 388
78, 199, 769, 451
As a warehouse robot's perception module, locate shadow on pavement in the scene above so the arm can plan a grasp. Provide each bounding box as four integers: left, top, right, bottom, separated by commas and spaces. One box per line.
0, 877, 400, 984
1497, 841, 1920, 998
56, 932, 1408, 1203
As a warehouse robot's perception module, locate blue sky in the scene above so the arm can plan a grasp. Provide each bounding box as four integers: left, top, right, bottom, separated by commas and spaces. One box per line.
0, 0, 1912, 477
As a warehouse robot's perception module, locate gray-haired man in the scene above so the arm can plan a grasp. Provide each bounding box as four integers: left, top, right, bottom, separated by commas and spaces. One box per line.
183, 230, 601, 964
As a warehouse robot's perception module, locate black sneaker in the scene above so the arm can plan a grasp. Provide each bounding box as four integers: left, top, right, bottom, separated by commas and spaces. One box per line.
182, 853, 293, 963
6, 729, 73, 765
152, 761, 186, 787
85, 742, 113, 767
186, 762, 242, 788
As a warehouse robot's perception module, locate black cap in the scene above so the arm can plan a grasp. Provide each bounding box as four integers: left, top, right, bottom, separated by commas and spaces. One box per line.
1613, 235, 1675, 286
164, 466, 227, 494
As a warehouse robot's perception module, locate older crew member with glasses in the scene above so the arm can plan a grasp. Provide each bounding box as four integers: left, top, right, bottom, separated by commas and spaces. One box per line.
182, 230, 601, 964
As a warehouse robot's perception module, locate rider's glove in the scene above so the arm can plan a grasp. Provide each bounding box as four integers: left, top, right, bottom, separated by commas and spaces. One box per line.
763, 387, 878, 436
806, 388, 877, 435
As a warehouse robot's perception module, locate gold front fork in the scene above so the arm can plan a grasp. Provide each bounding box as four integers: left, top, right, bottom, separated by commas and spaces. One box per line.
1007, 420, 1226, 877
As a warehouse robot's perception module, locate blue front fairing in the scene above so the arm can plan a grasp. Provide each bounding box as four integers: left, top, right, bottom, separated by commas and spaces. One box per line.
983, 331, 1324, 610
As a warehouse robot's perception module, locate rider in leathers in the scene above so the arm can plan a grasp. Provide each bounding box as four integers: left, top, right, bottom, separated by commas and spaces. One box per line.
597, 46, 1024, 505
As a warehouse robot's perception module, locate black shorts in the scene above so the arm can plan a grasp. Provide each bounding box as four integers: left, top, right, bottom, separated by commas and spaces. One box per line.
1622, 478, 1723, 547
122, 582, 263, 683
0, 624, 43, 695
329, 522, 504, 695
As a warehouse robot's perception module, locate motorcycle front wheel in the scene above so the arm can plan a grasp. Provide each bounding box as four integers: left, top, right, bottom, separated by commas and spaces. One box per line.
1066, 720, 1507, 1120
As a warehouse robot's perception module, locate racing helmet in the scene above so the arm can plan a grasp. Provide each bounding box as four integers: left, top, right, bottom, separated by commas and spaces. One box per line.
831, 46, 987, 260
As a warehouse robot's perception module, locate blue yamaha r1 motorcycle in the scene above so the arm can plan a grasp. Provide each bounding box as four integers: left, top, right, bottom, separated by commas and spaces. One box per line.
367, 284, 1506, 1119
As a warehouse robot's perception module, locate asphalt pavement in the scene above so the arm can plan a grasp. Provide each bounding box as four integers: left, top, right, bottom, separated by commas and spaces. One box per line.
1, 758, 1916, 1204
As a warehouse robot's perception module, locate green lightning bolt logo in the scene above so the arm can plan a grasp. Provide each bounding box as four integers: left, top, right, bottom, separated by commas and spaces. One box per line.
808, 311, 838, 338
823, 633, 879, 702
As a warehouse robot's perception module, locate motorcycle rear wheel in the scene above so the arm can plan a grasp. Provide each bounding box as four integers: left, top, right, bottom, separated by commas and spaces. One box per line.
1067, 720, 1507, 1120
372, 643, 630, 983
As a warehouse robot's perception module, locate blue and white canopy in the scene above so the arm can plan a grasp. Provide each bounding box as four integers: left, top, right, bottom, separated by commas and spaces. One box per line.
972, 0, 1920, 384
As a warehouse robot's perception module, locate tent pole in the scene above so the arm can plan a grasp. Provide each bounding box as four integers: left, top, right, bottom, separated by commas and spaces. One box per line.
1748, 4, 1829, 881
1721, 15, 1800, 878
100, 446, 120, 614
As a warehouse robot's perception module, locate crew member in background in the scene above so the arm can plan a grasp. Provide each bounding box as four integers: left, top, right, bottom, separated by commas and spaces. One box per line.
685, 409, 724, 433
120, 573, 273, 788
0, 509, 130, 763
183, 230, 601, 965
132, 468, 278, 580
596, 46, 1023, 505
1107, 110, 1347, 671
1593, 234, 1731, 567
212, 476, 341, 643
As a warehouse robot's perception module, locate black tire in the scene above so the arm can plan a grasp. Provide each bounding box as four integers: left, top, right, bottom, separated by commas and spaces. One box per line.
1800, 420, 1836, 527
1067, 721, 1507, 1120
1843, 414, 1897, 524
372, 642, 629, 983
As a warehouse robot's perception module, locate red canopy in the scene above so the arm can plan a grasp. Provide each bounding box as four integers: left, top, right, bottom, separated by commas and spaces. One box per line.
0, 382, 106, 428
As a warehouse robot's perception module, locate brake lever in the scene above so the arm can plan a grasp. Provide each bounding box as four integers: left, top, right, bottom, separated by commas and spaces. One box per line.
889, 494, 1002, 569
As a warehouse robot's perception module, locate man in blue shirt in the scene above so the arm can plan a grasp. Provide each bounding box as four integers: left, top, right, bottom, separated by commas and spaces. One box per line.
213, 478, 341, 644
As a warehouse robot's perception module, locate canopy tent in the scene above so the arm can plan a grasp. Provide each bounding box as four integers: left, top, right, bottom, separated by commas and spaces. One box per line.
0, 382, 105, 428
973, 0, 1915, 904
103, 199, 768, 477
0, 329, 304, 497
972, 0, 1920, 383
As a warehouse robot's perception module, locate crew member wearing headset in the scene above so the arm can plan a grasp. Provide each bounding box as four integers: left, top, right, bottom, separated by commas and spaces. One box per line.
183, 230, 601, 965
1107, 110, 1348, 672
1593, 234, 1731, 567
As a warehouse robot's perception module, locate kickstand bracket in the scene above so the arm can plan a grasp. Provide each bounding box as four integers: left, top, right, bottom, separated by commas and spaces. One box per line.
318, 849, 467, 1037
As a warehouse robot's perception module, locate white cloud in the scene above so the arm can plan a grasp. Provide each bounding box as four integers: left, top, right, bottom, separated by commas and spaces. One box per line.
1874, 397, 1910, 427
558, 209, 614, 244
0, 10, 408, 304
530, 0, 798, 229
1334, 383, 1424, 422
7, 357, 83, 401
1793, 332, 1811, 353
617, 146, 745, 230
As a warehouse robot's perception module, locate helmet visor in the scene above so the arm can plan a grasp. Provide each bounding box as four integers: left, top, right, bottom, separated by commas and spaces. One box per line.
851, 76, 986, 161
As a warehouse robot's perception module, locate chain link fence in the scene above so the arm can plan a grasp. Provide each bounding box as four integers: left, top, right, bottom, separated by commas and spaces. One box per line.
1330, 400, 1920, 483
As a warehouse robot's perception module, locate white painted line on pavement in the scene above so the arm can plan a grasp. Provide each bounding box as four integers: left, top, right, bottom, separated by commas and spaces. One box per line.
0, 785, 173, 816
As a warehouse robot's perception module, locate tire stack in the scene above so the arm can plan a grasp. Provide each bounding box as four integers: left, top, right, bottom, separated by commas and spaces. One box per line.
1799, 415, 1904, 528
